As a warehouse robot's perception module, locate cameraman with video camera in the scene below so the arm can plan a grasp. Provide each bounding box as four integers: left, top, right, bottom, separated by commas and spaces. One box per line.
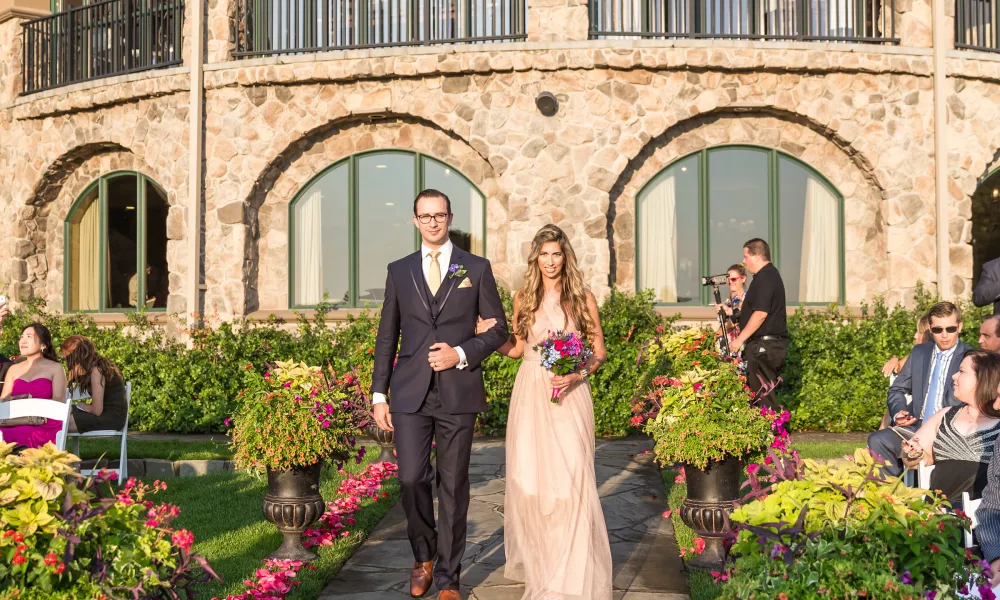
730, 239, 787, 411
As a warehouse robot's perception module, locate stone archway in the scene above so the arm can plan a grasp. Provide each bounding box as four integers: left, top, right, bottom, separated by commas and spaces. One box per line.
972, 168, 1000, 287
240, 115, 504, 312
610, 110, 890, 305
18, 147, 183, 311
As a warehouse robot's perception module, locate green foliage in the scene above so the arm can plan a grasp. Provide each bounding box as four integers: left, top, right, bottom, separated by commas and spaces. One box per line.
230, 360, 361, 473
725, 448, 986, 599
0, 443, 216, 597
479, 287, 518, 436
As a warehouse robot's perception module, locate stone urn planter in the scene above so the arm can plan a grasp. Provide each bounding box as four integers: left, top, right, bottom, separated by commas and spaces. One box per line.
365, 423, 397, 464
262, 461, 326, 561
679, 455, 742, 569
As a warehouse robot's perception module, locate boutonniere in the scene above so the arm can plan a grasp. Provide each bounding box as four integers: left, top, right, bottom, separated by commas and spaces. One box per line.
448, 264, 467, 279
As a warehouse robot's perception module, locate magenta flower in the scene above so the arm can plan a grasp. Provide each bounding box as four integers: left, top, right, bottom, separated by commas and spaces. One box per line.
322, 420, 330, 428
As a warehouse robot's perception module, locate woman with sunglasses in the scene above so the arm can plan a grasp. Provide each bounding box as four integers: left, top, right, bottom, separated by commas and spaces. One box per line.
714, 264, 748, 348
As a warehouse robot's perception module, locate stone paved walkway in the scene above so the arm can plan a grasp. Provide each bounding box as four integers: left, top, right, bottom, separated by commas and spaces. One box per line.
319, 438, 690, 600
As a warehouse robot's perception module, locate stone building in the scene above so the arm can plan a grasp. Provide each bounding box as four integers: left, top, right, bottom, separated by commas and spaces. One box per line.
0, 0, 998, 324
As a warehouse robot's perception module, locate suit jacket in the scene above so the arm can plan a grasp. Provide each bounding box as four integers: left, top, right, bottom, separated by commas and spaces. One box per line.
887, 341, 970, 423
974, 257, 1000, 315
371, 247, 509, 414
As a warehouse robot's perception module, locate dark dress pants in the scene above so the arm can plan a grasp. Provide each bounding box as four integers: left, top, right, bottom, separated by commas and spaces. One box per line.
392, 380, 477, 591
745, 338, 788, 411
867, 425, 917, 477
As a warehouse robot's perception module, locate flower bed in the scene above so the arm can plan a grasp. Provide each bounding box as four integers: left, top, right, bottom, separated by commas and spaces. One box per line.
0, 443, 217, 599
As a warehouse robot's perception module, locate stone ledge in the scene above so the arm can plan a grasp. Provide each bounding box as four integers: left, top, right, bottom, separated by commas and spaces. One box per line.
80, 458, 236, 478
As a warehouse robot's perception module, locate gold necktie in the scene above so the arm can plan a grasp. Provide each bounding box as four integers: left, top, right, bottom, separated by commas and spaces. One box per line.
428, 251, 441, 295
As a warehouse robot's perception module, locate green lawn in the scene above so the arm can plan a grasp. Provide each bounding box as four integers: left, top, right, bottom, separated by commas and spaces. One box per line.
663, 440, 866, 600
73, 438, 232, 461
149, 449, 400, 599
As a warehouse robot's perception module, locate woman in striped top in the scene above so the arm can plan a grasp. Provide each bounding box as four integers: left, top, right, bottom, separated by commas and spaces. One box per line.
902, 349, 1000, 502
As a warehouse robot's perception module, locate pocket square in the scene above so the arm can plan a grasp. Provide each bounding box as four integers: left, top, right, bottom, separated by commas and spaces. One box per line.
458, 277, 472, 289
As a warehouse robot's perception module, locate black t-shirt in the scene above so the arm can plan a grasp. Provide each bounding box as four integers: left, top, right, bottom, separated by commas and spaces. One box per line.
739, 263, 788, 339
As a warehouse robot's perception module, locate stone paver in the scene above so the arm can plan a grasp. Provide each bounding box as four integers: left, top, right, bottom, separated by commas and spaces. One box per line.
319, 439, 689, 600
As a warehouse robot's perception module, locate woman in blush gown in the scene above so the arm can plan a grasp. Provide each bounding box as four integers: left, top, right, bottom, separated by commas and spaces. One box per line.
0, 323, 67, 448
478, 224, 613, 600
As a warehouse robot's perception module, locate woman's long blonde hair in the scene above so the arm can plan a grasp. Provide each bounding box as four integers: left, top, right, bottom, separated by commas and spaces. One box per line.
515, 225, 595, 341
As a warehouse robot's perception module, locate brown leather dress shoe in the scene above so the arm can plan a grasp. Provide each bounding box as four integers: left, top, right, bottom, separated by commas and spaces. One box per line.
438, 590, 461, 600
409, 560, 434, 597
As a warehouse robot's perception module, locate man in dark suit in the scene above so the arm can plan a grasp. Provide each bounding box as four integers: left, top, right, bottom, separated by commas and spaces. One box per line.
974, 257, 1000, 315
868, 301, 970, 477
371, 189, 508, 600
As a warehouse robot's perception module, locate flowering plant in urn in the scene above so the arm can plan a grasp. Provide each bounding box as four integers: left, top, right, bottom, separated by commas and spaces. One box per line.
231, 360, 366, 473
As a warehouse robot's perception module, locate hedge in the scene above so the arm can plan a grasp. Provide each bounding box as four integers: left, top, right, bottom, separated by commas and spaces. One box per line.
0, 285, 983, 435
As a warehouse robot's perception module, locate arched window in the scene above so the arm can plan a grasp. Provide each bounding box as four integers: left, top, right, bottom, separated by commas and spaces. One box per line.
636, 146, 843, 305
65, 172, 169, 312
289, 150, 486, 308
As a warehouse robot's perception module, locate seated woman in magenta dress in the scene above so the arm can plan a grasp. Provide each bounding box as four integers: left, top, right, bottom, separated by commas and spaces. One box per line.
0, 323, 67, 448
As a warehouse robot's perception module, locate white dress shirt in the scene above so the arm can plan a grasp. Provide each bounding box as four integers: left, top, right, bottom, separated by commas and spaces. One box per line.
372, 240, 468, 406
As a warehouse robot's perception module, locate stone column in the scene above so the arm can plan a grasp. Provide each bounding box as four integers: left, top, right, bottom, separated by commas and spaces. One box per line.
528, 0, 589, 42
893, 0, 936, 48
207, 0, 235, 63
0, 0, 49, 103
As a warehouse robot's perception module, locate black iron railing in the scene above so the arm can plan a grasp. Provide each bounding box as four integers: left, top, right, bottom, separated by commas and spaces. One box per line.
234, 0, 526, 57
956, 0, 999, 52
21, 0, 184, 94
590, 0, 897, 43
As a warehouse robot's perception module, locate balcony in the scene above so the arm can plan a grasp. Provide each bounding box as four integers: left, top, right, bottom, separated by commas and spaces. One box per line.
21, 0, 184, 94
956, 0, 998, 53
589, 0, 898, 43
233, 0, 527, 58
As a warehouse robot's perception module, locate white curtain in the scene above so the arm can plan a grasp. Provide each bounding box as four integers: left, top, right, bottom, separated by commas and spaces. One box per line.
294, 190, 323, 305
71, 200, 100, 311
470, 189, 484, 256
639, 174, 678, 303
799, 177, 839, 303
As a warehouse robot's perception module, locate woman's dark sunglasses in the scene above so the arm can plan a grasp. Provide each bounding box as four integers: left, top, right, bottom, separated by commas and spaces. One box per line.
930, 326, 959, 334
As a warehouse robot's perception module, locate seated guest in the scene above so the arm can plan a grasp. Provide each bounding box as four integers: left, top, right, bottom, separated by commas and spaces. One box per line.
900, 349, 1000, 501
869, 302, 970, 477
0, 323, 67, 448
879, 315, 932, 430
982, 315, 1000, 353
61, 336, 127, 434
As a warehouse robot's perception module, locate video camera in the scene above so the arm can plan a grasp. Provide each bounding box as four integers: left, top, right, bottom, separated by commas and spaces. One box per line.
702, 273, 732, 355
701, 274, 730, 286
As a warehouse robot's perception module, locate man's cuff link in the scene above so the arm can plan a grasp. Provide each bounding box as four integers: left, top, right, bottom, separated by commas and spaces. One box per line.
372, 393, 388, 405
455, 346, 468, 370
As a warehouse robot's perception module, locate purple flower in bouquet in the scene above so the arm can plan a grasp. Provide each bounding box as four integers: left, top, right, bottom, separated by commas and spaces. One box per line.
534, 330, 593, 403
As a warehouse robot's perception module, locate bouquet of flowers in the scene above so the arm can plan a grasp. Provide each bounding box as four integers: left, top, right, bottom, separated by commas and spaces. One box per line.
534, 330, 593, 402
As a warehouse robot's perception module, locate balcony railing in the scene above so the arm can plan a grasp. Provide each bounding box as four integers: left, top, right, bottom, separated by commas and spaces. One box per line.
233, 0, 527, 57
21, 0, 184, 94
590, 0, 897, 43
956, 0, 998, 52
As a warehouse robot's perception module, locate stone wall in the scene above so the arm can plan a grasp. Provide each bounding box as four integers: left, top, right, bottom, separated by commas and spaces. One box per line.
2, 22, 1000, 317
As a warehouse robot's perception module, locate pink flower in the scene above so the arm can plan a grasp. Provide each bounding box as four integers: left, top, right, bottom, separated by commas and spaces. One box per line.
322, 420, 330, 428
662, 510, 672, 519
746, 463, 760, 476
224, 418, 232, 427
282, 381, 292, 388
692, 538, 706, 554
172, 529, 195, 551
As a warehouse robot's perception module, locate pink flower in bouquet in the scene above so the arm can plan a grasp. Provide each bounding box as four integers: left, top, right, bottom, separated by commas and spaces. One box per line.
534, 330, 593, 403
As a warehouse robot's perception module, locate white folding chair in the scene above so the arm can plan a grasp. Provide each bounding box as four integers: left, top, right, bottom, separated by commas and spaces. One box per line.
67, 382, 131, 483
0, 398, 73, 451
918, 462, 935, 490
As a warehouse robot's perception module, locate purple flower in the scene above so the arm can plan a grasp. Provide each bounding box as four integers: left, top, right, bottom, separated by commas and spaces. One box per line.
325, 404, 334, 415
448, 264, 459, 273
981, 583, 997, 600
223, 418, 231, 427
901, 571, 912, 585
925, 591, 936, 600
322, 420, 330, 428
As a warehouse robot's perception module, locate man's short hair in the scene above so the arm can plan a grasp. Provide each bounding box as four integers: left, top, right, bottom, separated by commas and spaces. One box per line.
413, 189, 452, 216
985, 314, 1000, 337
743, 238, 771, 262
927, 301, 962, 324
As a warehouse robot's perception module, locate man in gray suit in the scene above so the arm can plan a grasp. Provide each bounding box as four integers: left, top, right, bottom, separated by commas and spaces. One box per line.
974, 257, 1000, 315
868, 301, 970, 477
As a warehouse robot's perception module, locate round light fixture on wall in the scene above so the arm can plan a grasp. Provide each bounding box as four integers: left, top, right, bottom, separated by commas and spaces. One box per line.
535, 92, 558, 117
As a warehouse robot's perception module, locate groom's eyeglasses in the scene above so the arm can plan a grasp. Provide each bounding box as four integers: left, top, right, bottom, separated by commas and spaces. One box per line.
930, 326, 959, 334
416, 213, 450, 224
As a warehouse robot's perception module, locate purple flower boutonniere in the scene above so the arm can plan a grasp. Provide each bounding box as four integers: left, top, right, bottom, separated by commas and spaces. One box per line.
448, 264, 467, 279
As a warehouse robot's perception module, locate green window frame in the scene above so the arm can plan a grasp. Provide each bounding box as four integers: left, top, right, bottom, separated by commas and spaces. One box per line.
63, 171, 167, 313
288, 150, 487, 309
635, 144, 846, 306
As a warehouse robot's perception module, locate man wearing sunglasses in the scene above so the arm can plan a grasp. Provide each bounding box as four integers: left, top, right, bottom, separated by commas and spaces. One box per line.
868, 301, 970, 477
